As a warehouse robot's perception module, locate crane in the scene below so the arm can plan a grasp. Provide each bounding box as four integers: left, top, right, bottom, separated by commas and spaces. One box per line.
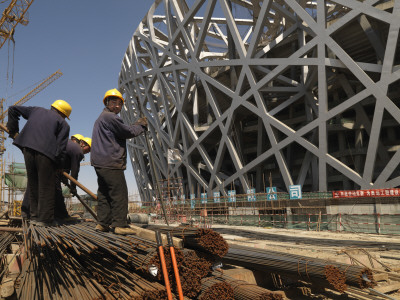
0, 69, 63, 154
0, 69, 63, 121
0, 0, 34, 49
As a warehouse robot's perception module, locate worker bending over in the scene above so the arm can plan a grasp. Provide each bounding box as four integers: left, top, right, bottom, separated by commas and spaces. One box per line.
7, 100, 71, 227
55, 135, 91, 222
70, 133, 84, 144
91, 89, 147, 235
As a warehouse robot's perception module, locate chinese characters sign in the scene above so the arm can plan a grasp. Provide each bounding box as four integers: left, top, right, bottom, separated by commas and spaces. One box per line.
228, 190, 236, 202
289, 185, 302, 200
266, 187, 277, 200
333, 188, 400, 198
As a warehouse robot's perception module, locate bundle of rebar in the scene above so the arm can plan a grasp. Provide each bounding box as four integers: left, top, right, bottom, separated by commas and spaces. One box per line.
223, 245, 375, 292
0, 232, 19, 282
16, 222, 175, 299
148, 225, 229, 257
16, 221, 224, 299
182, 249, 212, 278
198, 275, 234, 300
212, 272, 285, 300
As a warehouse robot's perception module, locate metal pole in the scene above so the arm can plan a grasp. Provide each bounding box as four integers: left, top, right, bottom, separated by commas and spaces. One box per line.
135, 104, 169, 226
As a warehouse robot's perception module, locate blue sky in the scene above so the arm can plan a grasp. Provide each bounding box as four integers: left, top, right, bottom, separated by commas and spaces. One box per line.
0, 0, 153, 196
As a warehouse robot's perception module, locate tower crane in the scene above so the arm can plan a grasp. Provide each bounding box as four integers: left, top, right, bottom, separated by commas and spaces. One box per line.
0, 0, 34, 49
0, 69, 63, 154
0, 69, 63, 122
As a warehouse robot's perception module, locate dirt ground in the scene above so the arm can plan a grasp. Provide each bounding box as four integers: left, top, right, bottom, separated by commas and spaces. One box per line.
211, 225, 400, 299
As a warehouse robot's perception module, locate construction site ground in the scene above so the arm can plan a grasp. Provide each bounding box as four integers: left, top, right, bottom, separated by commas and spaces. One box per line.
211, 225, 400, 299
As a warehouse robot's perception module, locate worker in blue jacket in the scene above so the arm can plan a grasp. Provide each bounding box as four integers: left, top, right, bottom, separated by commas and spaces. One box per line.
7, 100, 72, 226
91, 88, 147, 235
55, 136, 91, 222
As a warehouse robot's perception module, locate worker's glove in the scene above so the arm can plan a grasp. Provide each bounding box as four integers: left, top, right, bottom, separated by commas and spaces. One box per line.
70, 186, 77, 196
61, 176, 69, 186
134, 117, 148, 129
9, 132, 18, 140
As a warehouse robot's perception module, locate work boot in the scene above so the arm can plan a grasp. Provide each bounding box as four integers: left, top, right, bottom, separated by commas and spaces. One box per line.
55, 216, 79, 225
34, 221, 56, 227
95, 224, 109, 232
114, 227, 137, 235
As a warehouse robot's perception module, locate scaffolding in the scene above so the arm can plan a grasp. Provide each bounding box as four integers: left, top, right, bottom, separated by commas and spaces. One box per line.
4, 162, 26, 216
158, 177, 184, 222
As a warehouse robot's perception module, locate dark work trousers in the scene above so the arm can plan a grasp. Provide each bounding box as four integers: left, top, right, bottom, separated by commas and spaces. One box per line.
54, 174, 69, 219
23, 148, 56, 223
95, 168, 128, 228
21, 185, 30, 219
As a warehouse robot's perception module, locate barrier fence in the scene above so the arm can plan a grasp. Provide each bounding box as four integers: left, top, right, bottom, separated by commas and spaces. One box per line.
147, 191, 400, 235
68, 191, 400, 235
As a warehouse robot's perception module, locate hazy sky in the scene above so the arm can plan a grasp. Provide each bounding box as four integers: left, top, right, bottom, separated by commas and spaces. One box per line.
0, 0, 153, 196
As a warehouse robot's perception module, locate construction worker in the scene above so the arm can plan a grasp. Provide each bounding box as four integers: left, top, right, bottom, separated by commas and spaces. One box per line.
91, 88, 147, 235
71, 133, 84, 144
7, 100, 72, 226
55, 136, 91, 222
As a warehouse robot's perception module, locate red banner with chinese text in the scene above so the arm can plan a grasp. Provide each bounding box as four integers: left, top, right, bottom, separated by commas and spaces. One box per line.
332, 188, 400, 198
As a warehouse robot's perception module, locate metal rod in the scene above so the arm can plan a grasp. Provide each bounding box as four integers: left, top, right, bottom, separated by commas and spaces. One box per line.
136, 103, 169, 226
61, 174, 98, 221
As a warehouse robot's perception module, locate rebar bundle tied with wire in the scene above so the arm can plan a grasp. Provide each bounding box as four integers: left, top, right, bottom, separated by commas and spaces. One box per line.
223, 245, 375, 292
148, 226, 229, 257
212, 272, 285, 300
16, 221, 223, 299
0, 232, 19, 282
17, 222, 173, 299
198, 275, 234, 300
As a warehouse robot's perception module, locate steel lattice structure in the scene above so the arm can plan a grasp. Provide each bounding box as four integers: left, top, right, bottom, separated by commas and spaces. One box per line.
118, 0, 400, 204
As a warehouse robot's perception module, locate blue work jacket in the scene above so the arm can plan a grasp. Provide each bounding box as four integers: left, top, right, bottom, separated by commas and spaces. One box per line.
7, 106, 70, 163
91, 108, 144, 169
64, 140, 84, 179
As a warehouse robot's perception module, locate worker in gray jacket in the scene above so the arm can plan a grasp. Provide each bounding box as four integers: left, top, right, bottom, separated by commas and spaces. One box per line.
91, 88, 147, 235
7, 100, 71, 226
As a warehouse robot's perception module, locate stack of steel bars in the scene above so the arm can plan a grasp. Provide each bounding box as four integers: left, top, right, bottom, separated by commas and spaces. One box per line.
198, 275, 234, 300
16, 221, 175, 299
16, 221, 226, 299
148, 226, 229, 257
148, 246, 213, 298
223, 244, 375, 292
212, 272, 286, 300
0, 232, 19, 282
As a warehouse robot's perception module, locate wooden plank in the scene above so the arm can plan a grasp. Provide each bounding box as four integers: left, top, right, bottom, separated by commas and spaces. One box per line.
373, 282, 400, 294
129, 225, 183, 248
373, 273, 389, 282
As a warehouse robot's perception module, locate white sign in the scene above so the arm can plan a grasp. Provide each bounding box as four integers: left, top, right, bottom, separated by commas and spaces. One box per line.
213, 192, 220, 203
247, 188, 256, 202
201, 193, 208, 204
190, 194, 196, 209
289, 185, 302, 200
266, 187, 277, 200
228, 190, 236, 202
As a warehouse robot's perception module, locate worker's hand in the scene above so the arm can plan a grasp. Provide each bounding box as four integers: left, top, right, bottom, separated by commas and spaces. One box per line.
134, 117, 148, 129
70, 186, 77, 196
9, 132, 18, 140
61, 176, 69, 186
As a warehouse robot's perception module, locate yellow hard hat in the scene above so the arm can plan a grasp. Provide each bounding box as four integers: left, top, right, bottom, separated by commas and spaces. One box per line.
103, 89, 124, 105
81, 137, 92, 148
51, 100, 72, 119
71, 134, 84, 141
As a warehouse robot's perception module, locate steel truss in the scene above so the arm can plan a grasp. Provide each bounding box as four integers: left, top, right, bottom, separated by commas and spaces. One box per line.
118, 0, 400, 204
